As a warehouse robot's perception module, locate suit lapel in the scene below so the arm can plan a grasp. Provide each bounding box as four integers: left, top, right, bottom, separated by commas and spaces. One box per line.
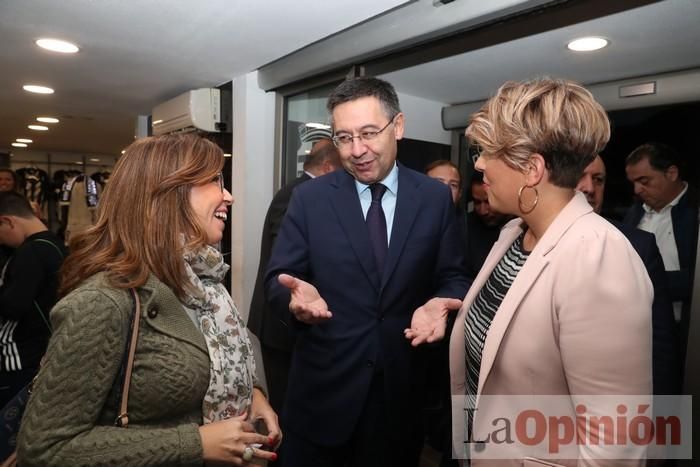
329, 170, 381, 291
381, 166, 420, 290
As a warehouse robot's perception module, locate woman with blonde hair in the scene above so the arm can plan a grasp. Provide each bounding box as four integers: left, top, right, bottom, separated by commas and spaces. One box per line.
406, 78, 652, 465
17, 134, 280, 466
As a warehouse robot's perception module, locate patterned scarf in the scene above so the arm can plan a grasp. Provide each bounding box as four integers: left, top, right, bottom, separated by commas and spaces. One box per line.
181, 246, 258, 423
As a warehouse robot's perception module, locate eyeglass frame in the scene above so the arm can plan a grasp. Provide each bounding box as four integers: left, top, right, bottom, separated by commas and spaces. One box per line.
331, 115, 397, 148
213, 171, 224, 192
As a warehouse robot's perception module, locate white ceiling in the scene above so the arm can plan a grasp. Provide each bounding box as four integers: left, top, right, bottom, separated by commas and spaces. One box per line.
380, 0, 700, 105
0, 0, 408, 155
3, 0, 698, 158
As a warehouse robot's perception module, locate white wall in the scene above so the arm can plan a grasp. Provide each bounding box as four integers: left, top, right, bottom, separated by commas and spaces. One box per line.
230, 71, 277, 322
397, 91, 451, 145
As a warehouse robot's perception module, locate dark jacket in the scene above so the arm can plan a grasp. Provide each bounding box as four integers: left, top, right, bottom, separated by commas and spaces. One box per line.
265, 165, 469, 445
623, 185, 699, 362
611, 220, 680, 395
0, 231, 66, 372
248, 173, 311, 352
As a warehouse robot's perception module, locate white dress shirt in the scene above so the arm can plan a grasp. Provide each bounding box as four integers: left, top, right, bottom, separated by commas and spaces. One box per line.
638, 183, 688, 321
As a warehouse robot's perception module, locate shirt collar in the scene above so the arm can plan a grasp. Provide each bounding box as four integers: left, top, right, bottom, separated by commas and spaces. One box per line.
642, 182, 688, 214
355, 162, 399, 196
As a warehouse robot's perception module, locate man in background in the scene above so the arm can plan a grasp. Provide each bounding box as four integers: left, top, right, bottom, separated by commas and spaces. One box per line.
464, 171, 509, 278
577, 154, 679, 395
248, 137, 341, 415
0, 192, 66, 407
624, 142, 698, 371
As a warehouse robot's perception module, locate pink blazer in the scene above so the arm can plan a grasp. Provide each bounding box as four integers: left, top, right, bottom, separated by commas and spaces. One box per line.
449, 192, 653, 466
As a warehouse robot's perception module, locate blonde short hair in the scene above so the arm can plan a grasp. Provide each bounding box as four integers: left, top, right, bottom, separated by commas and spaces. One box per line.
466, 78, 610, 188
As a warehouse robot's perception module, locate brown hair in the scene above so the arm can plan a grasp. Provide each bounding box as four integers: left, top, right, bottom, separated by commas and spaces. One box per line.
424, 160, 461, 182
59, 134, 224, 298
466, 78, 610, 188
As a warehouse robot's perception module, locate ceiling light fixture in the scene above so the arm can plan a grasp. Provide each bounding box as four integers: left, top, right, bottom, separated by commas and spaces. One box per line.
11, 142, 28, 148
89, 158, 100, 162
35, 38, 80, 54
567, 37, 609, 52
224, 153, 232, 158
36, 116, 59, 123
28, 124, 49, 131
23, 84, 54, 94
16, 138, 33, 143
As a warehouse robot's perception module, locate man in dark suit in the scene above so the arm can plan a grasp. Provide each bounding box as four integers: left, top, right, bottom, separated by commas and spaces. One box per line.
248, 138, 341, 416
265, 77, 469, 467
577, 154, 680, 395
623, 143, 698, 374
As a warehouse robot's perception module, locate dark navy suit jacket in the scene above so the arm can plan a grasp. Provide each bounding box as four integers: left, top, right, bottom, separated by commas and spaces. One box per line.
611, 220, 679, 395
623, 186, 698, 364
265, 164, 469, 445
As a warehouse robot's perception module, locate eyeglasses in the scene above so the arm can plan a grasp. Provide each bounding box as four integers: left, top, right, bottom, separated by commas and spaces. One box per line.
213, 172, 224, 192
468, 143, 483, 165
331, 116, 396, 148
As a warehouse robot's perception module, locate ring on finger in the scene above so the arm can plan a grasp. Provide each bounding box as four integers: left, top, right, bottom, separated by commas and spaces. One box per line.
242, 445, 254, 462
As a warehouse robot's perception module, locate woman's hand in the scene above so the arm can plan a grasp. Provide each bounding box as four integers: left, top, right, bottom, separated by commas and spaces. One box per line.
199, 412, 277, 465
249, 387, 283, 451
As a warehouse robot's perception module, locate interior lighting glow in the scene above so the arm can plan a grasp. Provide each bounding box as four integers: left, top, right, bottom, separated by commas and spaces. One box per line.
11, 142, 28, 148
37, 117, 59, 123
567, 37, 609, 52
23, 84, 54, 94
28, 125, 49, 131
16, 138, 33, 143
35, 38, 80, 54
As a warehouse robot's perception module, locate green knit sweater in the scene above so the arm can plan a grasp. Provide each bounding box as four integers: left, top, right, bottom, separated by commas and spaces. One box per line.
18, 273, 210, 466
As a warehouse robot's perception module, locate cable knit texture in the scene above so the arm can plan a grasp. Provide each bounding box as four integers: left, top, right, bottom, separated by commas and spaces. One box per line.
17, 272, 210, 466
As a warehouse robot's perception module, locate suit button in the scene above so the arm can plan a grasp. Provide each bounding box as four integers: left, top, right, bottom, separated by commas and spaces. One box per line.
366, 360, 374, 368
147, 306, 159, 318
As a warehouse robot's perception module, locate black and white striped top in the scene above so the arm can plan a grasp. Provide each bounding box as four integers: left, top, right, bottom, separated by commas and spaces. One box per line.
464, 232, 529, 437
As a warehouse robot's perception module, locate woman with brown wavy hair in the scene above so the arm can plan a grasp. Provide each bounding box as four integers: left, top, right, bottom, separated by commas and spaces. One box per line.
17, 134, 280, 466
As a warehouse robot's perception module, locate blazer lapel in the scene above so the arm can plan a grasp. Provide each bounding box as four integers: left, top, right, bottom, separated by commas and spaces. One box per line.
381, 166, 420, 290
476, 192, 593, 399
329, 170, 381, 291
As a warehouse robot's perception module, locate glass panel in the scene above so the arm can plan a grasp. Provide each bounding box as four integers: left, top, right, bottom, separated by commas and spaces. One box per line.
282, 82, 339, 185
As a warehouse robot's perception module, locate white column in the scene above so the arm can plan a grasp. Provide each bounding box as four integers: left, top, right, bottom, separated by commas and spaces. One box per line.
230, 71, 276, 322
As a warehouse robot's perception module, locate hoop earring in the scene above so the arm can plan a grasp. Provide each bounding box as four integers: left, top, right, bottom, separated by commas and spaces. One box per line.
518, 185, 539, 214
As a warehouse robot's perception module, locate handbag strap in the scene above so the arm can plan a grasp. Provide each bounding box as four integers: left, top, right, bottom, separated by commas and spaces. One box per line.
115, 288, 141, 428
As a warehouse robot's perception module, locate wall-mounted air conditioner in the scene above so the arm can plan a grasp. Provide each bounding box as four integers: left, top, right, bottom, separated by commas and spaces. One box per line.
152, 88, 222, 135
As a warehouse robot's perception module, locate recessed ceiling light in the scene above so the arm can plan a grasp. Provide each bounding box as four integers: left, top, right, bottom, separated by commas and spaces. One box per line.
11, 142, 28, 148
35, 38, 80, 54
23, 84, 54, 94
224, 153, 232, 158
152, 119, 163, 125
121, 150, 126, 154
75, 161, 84, 165
36, 116, 59, 123
28, 124, 49, 131
16, 138, 33, 143
89, 158, 100, 162
567, 37, 609, 52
